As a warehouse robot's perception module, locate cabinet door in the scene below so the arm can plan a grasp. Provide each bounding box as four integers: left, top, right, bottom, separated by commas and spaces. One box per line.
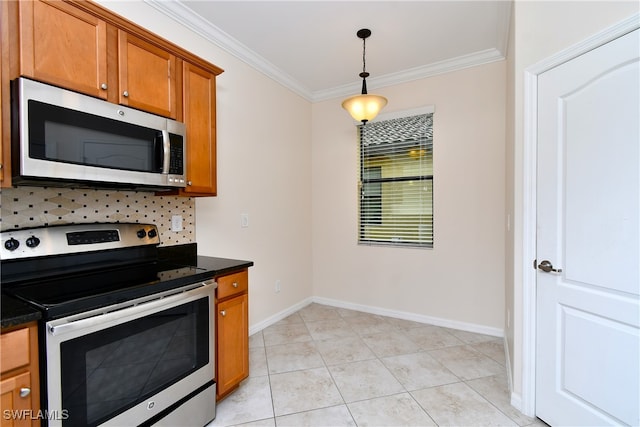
19, 0, 108, 99
118, 31, 177, 119
216, 293, 248, 399
0, 372, 32, 427
182, 62, 217, 195
0, 0, 7, 185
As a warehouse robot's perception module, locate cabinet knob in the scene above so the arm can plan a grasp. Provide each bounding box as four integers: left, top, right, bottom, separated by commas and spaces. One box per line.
187, 181, 193, 186
101, 83, 108, 90
19, 388, 30, 398
232, 282, 238, 288
123, 90, 129, 97
220, 310, 226, 317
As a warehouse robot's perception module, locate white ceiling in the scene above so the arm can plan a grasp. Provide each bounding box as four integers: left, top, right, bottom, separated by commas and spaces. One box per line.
146, 1, 512, 102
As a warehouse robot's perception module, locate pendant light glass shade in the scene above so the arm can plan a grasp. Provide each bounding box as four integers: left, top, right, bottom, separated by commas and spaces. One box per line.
342, 93, 388, 123
343, 28, 387, 124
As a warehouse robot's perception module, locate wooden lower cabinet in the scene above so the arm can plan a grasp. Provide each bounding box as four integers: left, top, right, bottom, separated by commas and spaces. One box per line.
215, 270, 249, 400
1, 372, 33, 427
0, 323, 40, 427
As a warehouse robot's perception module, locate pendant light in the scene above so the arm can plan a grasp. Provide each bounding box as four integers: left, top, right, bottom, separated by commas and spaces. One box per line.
342, 28, 387, 124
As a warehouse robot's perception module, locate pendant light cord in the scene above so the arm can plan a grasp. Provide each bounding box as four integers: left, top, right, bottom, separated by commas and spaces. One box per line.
359, 34, 370, 95
362, 36, 367, 75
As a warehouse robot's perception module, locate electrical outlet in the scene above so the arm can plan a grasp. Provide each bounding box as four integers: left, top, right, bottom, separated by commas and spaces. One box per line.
171, 215, 183, 232
275, 280, 281, 293
240, 213, 249, 228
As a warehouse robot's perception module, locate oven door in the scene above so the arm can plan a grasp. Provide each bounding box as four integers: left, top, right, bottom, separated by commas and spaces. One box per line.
45, 281, 215, 427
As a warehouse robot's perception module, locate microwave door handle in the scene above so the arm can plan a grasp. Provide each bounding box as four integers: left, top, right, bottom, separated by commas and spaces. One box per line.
161, 130, 170, 174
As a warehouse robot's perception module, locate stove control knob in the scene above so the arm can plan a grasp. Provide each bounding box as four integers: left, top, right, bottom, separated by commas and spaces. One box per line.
26, 236, 40, 248
4, 238, 19, 251
137, 229, 147, 239
148, 229, 157, 239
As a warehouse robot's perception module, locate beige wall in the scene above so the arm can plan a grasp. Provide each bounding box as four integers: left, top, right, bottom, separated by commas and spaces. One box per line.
195, 64, 313, 328
507, 0, 639, 410
312, 61, 507, 332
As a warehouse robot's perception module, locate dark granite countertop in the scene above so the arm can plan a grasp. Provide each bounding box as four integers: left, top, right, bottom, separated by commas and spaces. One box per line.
1, 294, 42, 330
2, 242, 253, 330
193, 255, 254, 277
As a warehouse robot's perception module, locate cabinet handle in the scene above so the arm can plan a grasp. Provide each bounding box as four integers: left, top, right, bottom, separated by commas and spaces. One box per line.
232, 282, 238, 288
101, 83, 108, 90
19, 388, 30, 398
123, 90, 129, 97
220, 310, 226, 317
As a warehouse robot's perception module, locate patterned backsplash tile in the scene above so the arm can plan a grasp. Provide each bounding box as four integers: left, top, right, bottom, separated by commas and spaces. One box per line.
0, 186, 195, 246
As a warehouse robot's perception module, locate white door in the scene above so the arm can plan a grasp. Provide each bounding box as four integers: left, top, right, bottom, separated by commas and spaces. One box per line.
536, 28, 640, 426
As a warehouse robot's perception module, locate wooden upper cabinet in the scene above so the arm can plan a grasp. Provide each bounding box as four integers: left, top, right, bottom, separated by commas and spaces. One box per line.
118, 31, 178, 119
19, 0, 108, 99
1, 0, 223, 192
181, 62, 217, 195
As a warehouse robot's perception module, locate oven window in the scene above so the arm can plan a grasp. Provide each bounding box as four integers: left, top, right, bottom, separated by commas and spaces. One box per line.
59, 298, 209, 426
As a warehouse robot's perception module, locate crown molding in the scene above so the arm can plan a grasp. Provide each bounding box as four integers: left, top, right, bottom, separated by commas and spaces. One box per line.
145, 0, 506, 103
313, 48, 505, 102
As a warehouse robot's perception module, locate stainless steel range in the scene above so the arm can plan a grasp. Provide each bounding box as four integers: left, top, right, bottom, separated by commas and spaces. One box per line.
1, 223, 217, 427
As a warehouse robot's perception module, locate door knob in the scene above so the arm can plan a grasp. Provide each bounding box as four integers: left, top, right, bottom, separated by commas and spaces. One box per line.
538, 260, 562, 273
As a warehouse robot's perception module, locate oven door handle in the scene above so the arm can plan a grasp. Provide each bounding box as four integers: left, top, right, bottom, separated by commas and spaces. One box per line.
48, 280, 216, 337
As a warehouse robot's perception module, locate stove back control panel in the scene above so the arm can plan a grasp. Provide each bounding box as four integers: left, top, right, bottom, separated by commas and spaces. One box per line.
1, 223, 160, 261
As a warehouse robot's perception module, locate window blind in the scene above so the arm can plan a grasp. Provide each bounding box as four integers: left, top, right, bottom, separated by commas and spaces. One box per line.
359, 113, 433, 248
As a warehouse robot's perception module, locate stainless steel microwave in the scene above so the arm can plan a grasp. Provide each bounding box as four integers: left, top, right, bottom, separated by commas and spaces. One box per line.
11, 78, 186, 190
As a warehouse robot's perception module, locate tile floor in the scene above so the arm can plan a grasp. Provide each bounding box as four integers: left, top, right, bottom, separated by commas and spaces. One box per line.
208, 303, 547, 427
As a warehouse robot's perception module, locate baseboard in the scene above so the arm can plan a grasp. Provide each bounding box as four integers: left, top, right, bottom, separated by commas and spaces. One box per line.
248, 295, 505, 338
503, 334, 526, 415
504, 335, 514, 392
510, 391, 524, 414
312, 296, 504, 337
248, 297, 314, 336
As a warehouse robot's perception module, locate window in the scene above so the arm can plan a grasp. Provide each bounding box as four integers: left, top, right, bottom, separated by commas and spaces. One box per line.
362, 166, 382, 225
358, 112, 433, 248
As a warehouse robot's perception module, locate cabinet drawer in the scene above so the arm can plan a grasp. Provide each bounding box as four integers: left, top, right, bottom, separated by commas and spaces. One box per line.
217, 270, 248, 300
1, 328, 30, 374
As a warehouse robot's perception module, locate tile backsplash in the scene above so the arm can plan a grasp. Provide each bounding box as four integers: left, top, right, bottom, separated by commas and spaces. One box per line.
0, 186, 195, 246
